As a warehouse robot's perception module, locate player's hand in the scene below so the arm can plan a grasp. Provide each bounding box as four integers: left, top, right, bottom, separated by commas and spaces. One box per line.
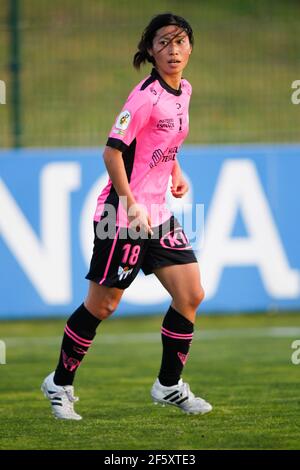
127, 203, 153, 237
171, 174, 189, 198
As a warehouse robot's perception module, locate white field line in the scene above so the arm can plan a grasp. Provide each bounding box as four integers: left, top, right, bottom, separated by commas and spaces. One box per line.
3, 326, 300, 347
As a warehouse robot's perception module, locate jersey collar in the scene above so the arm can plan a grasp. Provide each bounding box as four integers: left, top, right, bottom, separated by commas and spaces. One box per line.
151, 68, 182, 96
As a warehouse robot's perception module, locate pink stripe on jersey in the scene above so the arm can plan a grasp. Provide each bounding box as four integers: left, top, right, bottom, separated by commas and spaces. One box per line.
99, 227, 120, 285
161, 327, 194, 340
64, 325, 92, 347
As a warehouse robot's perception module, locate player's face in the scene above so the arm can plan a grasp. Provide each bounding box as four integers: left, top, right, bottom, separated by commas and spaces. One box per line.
149, 25, 192, 78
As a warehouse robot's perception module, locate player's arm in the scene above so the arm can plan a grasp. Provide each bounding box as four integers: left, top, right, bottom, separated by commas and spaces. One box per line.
171, 159, 189, 198
103, 146, 136, 208
103, 146, 153, 235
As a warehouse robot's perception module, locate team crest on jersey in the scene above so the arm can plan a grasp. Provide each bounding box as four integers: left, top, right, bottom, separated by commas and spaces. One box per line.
115, 110, 131, 131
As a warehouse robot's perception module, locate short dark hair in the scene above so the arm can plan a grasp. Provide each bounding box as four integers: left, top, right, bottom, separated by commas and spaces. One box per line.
133, 13, 194, 70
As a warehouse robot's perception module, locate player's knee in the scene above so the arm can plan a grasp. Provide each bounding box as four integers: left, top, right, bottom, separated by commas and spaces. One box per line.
97, 300, 119, 320
174, 287, 204, 312
189, 287, 205, 309
198, 286, 205, 304
85, 298, 119, 320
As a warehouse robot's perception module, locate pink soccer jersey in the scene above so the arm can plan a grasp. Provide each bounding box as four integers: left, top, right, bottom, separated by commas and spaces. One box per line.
94, 68, 192, 227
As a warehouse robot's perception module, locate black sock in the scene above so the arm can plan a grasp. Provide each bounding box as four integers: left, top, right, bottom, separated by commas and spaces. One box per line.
54, 303, 101, 386
158, 306, 194, 387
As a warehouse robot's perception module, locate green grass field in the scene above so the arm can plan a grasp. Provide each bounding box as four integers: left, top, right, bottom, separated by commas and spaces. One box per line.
1, 312, 300, 450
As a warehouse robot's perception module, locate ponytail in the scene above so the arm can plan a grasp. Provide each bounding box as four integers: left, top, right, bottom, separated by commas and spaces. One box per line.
133, 39, 155, 70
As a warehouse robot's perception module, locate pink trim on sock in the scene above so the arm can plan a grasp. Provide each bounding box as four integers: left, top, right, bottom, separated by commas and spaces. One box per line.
73, 346, 88, 355
64, 325, 93, 347
100, 226, 120, 285
161, 327, 194, 340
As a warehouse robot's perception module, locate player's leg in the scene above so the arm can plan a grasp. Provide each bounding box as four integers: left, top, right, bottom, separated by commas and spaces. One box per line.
53, 282, 124, 387
151, 263, 211, 414
154, 262, 203, 385
41, 283, 124, 420
41, 221, 146, 420
154, 262, 204, 323
141, 216, 211, 414
85, 281, 124, 320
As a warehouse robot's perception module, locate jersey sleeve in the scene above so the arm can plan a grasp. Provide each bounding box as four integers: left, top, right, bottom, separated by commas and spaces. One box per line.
106, 90, 153, 152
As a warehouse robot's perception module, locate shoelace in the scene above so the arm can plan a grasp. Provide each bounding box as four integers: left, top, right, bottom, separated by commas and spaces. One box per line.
179, 382, 194, 400
188, 386, 208, 406
49, 387, 78, 403
179, 382, 207, 405
63, 387, 79, 403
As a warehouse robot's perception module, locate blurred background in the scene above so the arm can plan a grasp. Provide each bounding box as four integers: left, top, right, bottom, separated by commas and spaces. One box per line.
1, 0, 299, 148
1, 0, 300, 451
1, 0, 300, 318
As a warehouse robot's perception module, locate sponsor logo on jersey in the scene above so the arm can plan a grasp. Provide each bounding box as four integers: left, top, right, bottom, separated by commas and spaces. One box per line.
149, 149, 164, 168
157, 118, 175, 129
160, 227, 192, 250
149, 147, 178, 169
115, 110, 131, 131
161, 146, 178, 162
118, 266, 133, 281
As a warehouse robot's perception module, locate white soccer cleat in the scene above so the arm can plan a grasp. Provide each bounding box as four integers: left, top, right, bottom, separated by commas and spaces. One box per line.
151, 378, 212, 415
41, 372, 82, 420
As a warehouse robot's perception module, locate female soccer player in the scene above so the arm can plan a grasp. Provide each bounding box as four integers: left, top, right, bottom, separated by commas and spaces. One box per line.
41, 12, 212, 420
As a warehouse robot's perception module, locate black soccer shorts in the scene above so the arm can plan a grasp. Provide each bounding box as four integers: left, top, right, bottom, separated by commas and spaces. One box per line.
85, 215, 198, 289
